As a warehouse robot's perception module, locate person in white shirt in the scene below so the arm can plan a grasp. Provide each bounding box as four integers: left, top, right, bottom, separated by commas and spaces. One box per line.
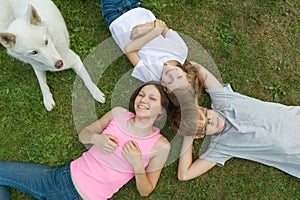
100, 0, 202, 94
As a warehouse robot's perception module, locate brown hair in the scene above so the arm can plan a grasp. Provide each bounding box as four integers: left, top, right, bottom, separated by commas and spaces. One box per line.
167, 88, 200, 136
130, 81, 170, 120
162, 60, 205, 135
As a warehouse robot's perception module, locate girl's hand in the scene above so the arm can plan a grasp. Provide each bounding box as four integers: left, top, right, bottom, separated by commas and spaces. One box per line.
123, 141, 144, 172
154, 19, 169, 37
93, 134, 119, 154
153, 19, 166, 34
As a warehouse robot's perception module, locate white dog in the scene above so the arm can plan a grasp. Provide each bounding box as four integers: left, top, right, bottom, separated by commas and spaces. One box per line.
0, 0, 105, 111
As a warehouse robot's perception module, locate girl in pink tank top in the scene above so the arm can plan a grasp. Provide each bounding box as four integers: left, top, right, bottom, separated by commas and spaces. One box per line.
0, 82, 171, 200
72, 81, 171, 199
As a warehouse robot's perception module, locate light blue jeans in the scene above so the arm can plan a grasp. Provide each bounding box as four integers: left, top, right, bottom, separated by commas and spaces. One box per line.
100, 0, 143, 26
0, 162, 81, 200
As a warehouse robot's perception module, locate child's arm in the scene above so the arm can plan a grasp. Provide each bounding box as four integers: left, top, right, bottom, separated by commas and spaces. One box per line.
190, 61, 223, 89
124, 20, 167, 66
178, 136, 216, 181
130, 22, 155, 41
79, 107, 127, 153
123, 137, 170, 196
130, 20, 169, 40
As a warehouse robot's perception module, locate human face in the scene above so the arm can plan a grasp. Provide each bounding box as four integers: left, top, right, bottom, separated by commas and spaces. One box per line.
198, 107, 226, 136
134, 85, 163, 119
161, 64, 190, 92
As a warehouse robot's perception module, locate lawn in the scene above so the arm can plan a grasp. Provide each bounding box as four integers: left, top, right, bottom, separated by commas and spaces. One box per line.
0, 0, 299, 199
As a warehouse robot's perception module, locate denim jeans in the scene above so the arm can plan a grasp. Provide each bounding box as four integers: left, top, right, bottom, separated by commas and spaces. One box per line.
100, 0, 143, 26
0, 162, 81, 200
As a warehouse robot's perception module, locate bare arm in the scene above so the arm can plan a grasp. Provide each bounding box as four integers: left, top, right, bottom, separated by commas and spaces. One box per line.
124, 20, 168, 67
123, 137, 170, 196
190, 61, 223, 89
79, 107, 127, 153
130, 22, 155, 41
136, 137, 170, 196
178, 136, 216, 181
130, 20, 169, 41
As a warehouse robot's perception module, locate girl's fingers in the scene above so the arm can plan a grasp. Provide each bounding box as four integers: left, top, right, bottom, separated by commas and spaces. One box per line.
123, 141, 138, 152
123, 142, 132, 152
125, 141, 134, 150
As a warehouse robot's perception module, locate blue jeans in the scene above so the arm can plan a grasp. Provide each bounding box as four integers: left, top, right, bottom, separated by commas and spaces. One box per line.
0, 162, 81, 200
100, 0, 143, 26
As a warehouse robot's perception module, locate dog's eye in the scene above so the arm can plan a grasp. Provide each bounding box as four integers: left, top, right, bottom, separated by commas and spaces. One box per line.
45, 40, 48, 45
30, 50, 38, 55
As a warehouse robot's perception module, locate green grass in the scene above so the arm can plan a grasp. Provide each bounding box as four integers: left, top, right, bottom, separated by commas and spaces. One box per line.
0, 0, 299, 199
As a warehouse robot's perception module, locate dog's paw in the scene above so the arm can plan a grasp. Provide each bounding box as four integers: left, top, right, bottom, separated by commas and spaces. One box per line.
43, 95, 56, 111
90, 86, 105, 103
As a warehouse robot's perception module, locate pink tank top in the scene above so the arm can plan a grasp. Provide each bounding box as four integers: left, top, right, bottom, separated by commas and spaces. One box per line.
70, 112, 162, 200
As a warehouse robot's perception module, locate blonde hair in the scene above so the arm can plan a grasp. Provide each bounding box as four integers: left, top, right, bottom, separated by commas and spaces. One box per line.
164, 60, 206, 135
180, 60, 205, 99
165, 60, 204, 99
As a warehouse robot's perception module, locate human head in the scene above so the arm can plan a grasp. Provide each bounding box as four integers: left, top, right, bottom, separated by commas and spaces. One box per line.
161, 60, 204, 99
161, 62, 190, 92
197, 106, 226, 136
130, 81, 170, 121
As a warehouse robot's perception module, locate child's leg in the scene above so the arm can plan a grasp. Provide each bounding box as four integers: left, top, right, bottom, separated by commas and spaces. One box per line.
0, 162, 80, 200
100, 0, 143, 26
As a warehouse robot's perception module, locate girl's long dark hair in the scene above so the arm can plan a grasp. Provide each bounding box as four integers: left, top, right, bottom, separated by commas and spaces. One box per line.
167, 88, 199, 136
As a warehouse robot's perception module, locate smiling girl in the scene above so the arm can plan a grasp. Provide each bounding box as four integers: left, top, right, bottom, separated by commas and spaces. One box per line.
0, 82, 171, 200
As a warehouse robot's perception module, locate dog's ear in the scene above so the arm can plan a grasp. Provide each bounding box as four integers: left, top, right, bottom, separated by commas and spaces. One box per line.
27, 4, 42, 25
0, 33, 16, 49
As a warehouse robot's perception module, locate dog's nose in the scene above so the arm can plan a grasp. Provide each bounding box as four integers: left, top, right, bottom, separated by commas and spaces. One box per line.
55, 60, 63, 69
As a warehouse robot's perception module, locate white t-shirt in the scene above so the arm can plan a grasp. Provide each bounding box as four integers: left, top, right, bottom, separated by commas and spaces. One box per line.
109, 7, 188, 82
